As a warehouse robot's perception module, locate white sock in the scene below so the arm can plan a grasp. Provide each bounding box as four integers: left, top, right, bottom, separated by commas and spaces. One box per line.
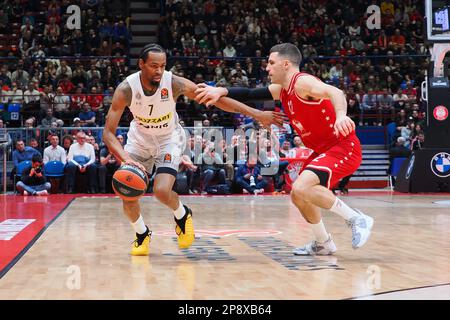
329, 197, 358, 221
131, 215, 147, 234
173, 202, 186, 220
310, 219, 330, 243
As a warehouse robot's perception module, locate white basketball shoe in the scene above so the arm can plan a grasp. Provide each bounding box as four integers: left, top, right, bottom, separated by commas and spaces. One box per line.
347, 209, 374, 249
293, 234, 337, 256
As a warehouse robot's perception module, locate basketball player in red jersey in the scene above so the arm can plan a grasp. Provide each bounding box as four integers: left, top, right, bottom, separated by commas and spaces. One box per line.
195, 43, 374, 255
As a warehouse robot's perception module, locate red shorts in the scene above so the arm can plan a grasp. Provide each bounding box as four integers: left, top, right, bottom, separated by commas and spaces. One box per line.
301, 135, 362, 189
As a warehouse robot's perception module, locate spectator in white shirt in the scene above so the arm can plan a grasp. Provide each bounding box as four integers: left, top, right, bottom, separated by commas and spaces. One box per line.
65, 131, 98, 193
43, 134, 67, 164
23, 81, 40, 104
329, 63, 343, 81
53, 86, 71, 117
223, 43, 237, 57
8, 82, 23, 104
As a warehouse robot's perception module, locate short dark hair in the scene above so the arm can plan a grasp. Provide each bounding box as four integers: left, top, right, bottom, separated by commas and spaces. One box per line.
270, 43, 302, 66
139, 44, 165, 62
32, 153, 42, 163
62, 134, 73, 143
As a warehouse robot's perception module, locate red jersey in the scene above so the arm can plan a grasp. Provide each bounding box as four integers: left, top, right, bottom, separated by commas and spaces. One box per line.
280, 72, 356, 155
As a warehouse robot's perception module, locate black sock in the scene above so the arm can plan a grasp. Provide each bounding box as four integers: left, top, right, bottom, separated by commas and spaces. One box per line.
175, 206, 191, 232
136, 226, 149, 239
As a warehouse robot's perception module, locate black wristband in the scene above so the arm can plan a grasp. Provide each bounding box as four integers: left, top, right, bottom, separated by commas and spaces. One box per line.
227, 87, 273, 102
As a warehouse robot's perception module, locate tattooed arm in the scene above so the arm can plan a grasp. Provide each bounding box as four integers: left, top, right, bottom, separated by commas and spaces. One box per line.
172, 74, 198, 100
172, 74, 286, 127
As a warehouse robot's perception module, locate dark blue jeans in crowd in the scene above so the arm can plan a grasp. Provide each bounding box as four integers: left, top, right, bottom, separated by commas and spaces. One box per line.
65, 162, 98, 193
201, 169, 226, 192
236, 177, 268, 194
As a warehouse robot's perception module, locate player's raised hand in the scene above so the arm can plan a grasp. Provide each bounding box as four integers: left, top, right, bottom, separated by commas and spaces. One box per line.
256, 111, 289, 128
194, 84, 227, 106
334, 115, 355, 137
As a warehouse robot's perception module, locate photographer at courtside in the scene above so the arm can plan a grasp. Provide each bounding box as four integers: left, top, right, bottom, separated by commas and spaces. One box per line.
16, 153, 51, 196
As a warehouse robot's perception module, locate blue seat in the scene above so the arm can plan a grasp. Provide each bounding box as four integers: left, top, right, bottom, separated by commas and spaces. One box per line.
14, 160, 32, 190
16, 160, 32, 177
7, 103, 21, 112
391, 157, 407, 177
7, 103, 21, 121
44, 161, 65, 177
386, 122, 397, 145
389, 157, 407, 190
0, 103, 5, 111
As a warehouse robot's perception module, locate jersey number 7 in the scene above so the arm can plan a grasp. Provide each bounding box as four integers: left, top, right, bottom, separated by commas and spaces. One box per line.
148, 104, 154, 116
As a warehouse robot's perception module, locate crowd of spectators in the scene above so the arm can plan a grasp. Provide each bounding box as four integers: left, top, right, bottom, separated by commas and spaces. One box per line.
160, 0, 428, 127
0, 0, 132, 129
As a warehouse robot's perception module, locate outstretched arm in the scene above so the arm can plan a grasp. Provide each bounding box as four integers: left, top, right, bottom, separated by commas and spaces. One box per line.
194, 83, 282, 106
295, 75, 355, 137
172, 75, 286, 127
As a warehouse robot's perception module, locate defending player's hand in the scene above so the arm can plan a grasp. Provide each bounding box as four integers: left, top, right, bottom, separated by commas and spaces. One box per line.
194, 84, 227, 106
334, 116, 355, 137
123, 158, 147, 174
256, 111, 288, 128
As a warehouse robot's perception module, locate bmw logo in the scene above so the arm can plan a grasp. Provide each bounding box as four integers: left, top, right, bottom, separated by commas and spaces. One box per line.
430, 152, 450, 178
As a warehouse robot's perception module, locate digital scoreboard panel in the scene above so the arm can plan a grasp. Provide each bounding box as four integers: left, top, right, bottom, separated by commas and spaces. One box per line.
427, 0, 450, 41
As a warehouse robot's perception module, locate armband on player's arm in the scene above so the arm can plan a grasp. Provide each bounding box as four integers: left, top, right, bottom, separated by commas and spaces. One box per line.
195, 83, 280, 107
226, 87, 273, 102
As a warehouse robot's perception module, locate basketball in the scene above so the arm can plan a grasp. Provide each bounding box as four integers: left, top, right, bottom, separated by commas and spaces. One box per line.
112, 164, 149, 201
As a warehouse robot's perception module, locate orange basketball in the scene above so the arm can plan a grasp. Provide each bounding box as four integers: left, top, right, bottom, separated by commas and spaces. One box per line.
112, 164, 149, 201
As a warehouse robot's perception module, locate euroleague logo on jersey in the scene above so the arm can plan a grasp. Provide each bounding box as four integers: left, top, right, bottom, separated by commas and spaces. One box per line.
433, 105, 448, 121
161, 88, 169, 101
430, 152, 450, 178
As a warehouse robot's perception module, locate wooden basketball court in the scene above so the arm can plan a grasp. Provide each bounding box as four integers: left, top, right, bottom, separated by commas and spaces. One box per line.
0, 192, 449, 300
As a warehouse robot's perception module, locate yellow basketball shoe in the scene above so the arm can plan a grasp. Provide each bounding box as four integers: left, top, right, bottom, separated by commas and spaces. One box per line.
175, 206, 195, 249
131, 227, 151, 256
